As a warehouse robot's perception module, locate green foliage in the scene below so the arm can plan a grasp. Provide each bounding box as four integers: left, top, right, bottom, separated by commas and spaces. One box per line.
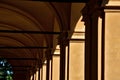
0, 58, 13, 80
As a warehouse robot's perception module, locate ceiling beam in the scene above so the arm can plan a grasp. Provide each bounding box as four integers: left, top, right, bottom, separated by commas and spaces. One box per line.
0, 30, 61, 34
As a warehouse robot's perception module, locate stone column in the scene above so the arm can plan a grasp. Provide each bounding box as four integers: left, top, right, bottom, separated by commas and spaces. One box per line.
46, 49, 51, 80
38, 67, 40, 80
59, 32, 68, 80
82, 2, 102, 80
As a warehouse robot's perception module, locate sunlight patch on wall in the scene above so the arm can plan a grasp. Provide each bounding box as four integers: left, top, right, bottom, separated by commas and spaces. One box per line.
69, 41, 84, 80
105, 12, 120, 80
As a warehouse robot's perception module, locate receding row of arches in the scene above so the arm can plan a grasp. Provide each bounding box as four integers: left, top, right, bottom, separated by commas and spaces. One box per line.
0, 1, 85, 80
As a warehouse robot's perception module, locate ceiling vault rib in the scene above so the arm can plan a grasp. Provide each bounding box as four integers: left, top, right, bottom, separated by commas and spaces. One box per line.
0, 30, 61, 34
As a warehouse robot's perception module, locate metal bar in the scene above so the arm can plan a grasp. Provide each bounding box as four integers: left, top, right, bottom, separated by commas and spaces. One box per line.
70, 39, 85, 41
6, 58, 37, 60
13, 70, 28, 71
12, 66, 32, 68
104, 6, 120, 10
0, 30, 61, 34
0, 46, 48, 49
74, 31, 85, 33
52, 54, 60, 56
0, 66, 31, 67
34, 0, 88, 2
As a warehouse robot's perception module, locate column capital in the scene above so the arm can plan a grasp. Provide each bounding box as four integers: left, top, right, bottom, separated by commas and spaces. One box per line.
81, 0, 104, 24
45, 49, 52, 60
82, 9, 103, 27
58, 31, 69, 46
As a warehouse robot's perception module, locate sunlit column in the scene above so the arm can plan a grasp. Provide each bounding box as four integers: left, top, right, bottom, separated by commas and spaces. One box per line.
49, 60, 52, 80
65, 46, 69, 80
52, 45, 60, 80
98, 17, 102, 80
34, 73, 36, 80
30, 75, 33, 80
32, 74, 34, 80
40, 68, 42, 80
36, 68, 39, 80
43, 60, 47, 80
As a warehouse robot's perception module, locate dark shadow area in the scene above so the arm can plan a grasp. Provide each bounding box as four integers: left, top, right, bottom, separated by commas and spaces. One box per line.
31, 0, 89, 3
102, 0, 109, 6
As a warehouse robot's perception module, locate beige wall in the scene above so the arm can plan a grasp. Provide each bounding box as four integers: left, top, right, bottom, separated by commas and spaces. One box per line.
106, 0, 120, 6
105, 10, 120, 80
69, 41, 84, 80
52, 56, 60, 80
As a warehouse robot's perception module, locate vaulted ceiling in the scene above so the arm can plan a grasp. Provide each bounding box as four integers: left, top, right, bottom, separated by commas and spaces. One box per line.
0, 0, 85, 80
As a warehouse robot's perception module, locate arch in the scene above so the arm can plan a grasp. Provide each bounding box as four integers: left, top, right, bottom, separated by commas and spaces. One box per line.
0, 2, 49, 47
45, 2, 62, 32
0, 23, 41, 57
0, 23, 41, 46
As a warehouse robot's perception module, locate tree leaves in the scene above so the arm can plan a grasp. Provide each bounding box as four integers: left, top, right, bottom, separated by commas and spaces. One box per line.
0, 58, 13, 80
